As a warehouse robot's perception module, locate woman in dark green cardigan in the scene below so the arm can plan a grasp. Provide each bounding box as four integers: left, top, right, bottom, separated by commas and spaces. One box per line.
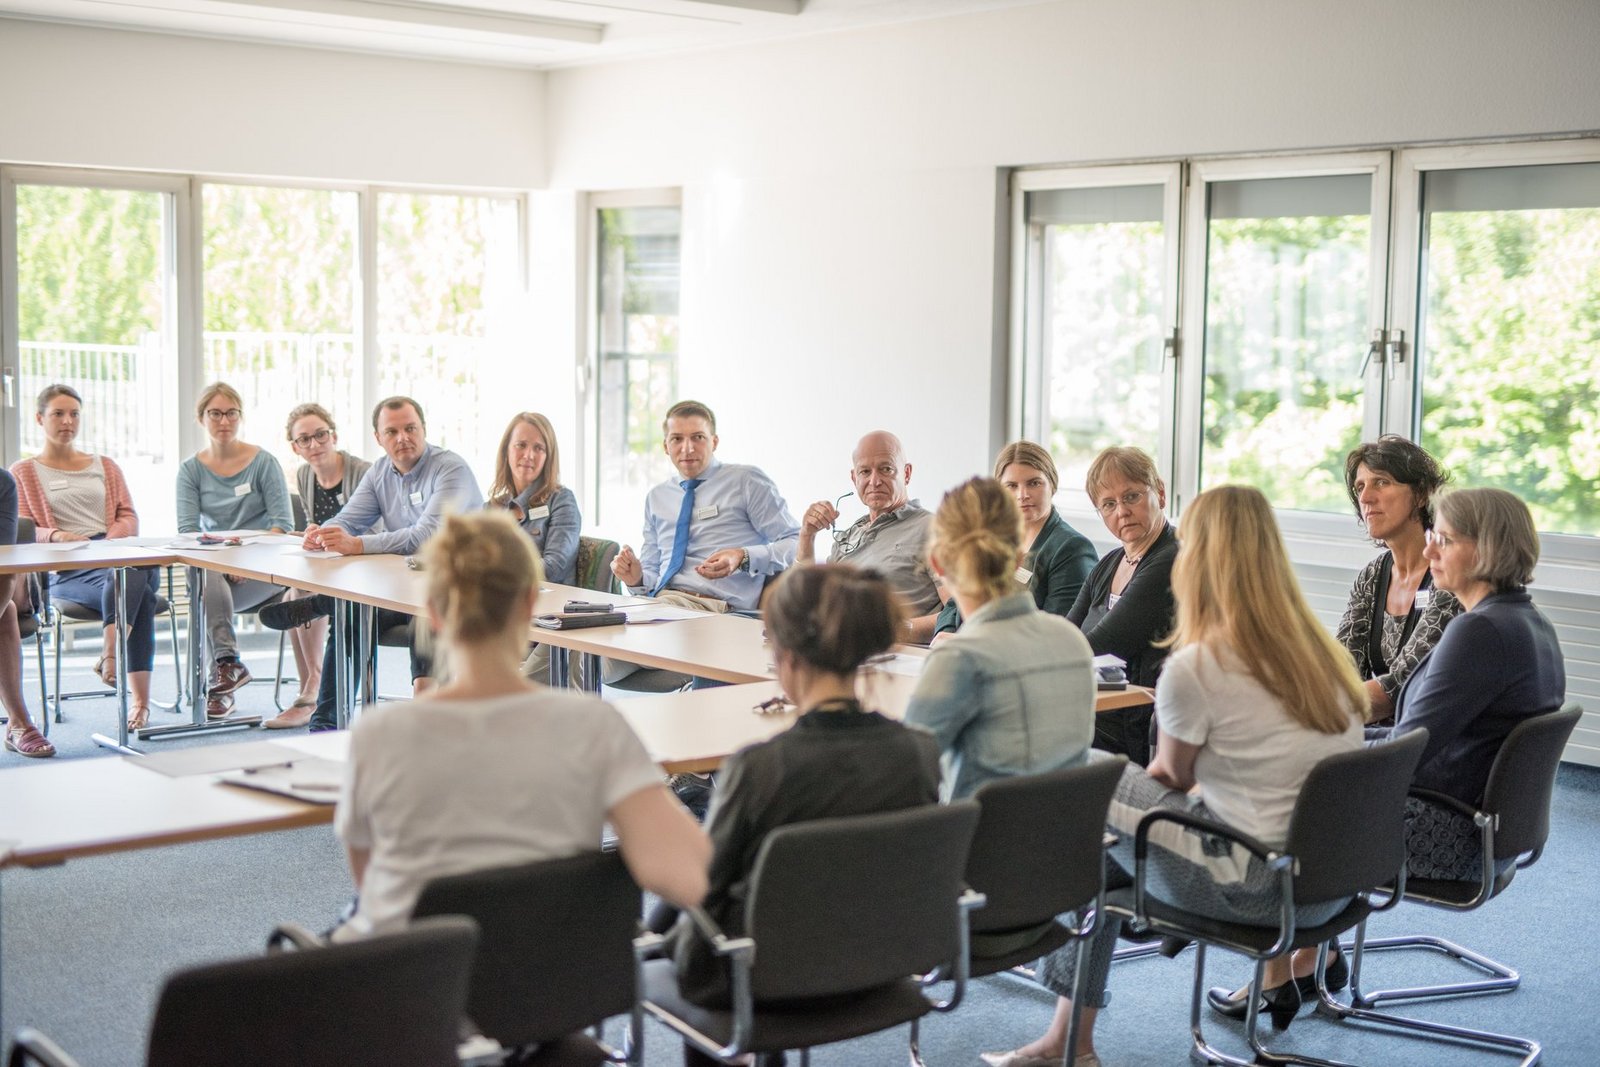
933, 440, 1097, 637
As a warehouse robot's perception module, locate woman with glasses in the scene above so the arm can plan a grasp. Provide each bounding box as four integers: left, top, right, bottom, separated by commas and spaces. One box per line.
1062, 447, 1178, 763
177, 382, 294, 720
1379, 488, 1565, 879
932, 441, 1097, 639
1337, 437, 1462, 724
1066, 446, 1178, 686
259, 403, 373, 728
905, 477, 1096, 801
10, 384, 161, 734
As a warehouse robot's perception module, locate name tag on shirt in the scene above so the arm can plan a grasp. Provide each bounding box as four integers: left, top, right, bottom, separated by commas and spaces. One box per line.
1414, 589, 1432, 611
693, 505, 719, 520
525, 505, 550, 521
51, 481, 69, 492
233, 484, 252, 497
1107, 592, 1122, 611
409, 490, 424, 505
1014, 566, 1033, 585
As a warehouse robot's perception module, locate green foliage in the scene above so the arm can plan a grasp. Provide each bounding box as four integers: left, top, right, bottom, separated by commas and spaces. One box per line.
1421, 208, 1600, 534
203, 185, 358, 334
17, 186, 163, 347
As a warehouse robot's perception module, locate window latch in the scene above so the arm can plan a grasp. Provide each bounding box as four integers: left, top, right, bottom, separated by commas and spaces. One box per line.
1358, 328, 1386, 380
1385, 329, 1407, 381
1162, 330, 1180, 363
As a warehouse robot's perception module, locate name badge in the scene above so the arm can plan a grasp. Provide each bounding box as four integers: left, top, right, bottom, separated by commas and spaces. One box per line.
233, 484, 252, 497
409, 490, 424, 505
1414, 589, 1432, 611
1107, 592, 1122, 611
693, 505, 719, 520
525, 505, 550, 521
1014, 566, 1033, 585
51, 481, 69, 492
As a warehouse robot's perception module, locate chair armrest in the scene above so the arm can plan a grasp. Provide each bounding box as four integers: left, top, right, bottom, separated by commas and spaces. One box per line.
266, 921, 328, 953
1407, 786, 1482, 822
1132, 807, 1283, 868
8, 1028, 81, 1067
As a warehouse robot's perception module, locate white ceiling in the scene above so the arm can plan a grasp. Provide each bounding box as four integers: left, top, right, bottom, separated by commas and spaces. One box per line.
0, 0, 1044, 69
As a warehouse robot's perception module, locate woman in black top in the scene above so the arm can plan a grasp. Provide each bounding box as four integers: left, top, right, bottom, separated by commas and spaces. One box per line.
933, 440, 1097, 637
666, 565, 941, 1060
1336, 436, 1462, 724
1067, 447, 1178, 763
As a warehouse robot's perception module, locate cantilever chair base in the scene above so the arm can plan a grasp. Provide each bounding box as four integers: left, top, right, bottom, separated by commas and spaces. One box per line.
1341, 930, 1518, 1005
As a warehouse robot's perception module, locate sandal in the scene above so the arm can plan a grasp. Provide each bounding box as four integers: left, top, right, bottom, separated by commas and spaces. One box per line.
5, 724, 56, 758
127, 704, 150, 731
94, 654, 118, 688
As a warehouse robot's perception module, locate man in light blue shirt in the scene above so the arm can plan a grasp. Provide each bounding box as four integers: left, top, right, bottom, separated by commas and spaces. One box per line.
266, 396, 482, 731
612, 399, 800, 614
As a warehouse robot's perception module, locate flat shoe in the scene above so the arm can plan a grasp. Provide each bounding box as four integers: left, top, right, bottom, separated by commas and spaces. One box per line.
980, 1052, 1100, 1067
264, 703, 314, 730
5, 724, 56, 758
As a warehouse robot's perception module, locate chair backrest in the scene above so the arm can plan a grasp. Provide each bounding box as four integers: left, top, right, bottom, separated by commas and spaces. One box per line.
291, 493, 309, 533
11, 518, 41, 634
576, 535, 622, 594
412, 851, 641, 1048
744, 801, 981, 1002
1481, 703, 1583, 861
966, 758, 1125, 932
146, 916, 478, 1067
1285, 729, 1429, 905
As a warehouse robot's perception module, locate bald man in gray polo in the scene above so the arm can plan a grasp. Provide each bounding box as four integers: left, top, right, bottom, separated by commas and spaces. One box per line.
795, 430, 945, 644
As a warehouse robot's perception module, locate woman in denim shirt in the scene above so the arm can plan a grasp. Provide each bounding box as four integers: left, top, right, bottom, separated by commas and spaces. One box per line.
487, 412, 580, 585
905, 477, 1097, 801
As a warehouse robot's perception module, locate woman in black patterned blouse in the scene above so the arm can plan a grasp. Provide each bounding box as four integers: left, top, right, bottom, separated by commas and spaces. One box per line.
1336, 437, 1463, 723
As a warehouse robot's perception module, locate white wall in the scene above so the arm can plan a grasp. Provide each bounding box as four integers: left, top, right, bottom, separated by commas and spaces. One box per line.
541, 0, 1600, 509
0, 20, 544, 187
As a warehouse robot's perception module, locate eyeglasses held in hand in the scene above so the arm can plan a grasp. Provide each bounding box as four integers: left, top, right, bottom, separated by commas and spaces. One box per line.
829, 491, 861, 552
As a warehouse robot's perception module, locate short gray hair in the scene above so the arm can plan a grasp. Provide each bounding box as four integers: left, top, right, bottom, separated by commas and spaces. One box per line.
1436, 488, 1540, 592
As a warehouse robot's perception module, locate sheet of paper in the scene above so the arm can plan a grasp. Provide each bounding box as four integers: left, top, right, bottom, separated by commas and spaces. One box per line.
127, 741, 307, 778
35, 541, 91, 552
621, 605, 707, 623
215, 758, 346, 805
866, 653, 926, 678
289, 547, 343, 558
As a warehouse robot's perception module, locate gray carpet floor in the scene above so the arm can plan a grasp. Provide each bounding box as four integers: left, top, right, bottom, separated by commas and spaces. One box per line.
4, 632, 1598, 1065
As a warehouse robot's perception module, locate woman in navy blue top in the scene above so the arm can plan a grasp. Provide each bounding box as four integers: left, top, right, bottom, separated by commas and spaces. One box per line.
1381, 487, 1566, 879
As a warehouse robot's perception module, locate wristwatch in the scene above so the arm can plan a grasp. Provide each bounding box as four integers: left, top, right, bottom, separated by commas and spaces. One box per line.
738, 548, 750, 573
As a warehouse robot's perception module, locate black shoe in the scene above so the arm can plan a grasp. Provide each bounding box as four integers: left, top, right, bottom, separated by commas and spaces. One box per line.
1292, 941, 1350, 1000
260, 595, 333, 631
1206, 979, 1303, 1031
668, 772, 714, 821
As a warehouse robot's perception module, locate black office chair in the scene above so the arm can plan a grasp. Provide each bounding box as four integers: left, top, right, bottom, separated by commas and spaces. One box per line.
413, 850, 644, 1065
1323, 704, 1583, 1067
639, 802, 984, 1067
1105, 729, 1428, 1067
952, 759, 1127, 1059
7, 916, 479, 1067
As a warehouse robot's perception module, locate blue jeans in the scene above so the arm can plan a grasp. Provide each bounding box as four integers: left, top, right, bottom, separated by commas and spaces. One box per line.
309, 605, 422, 732
49, 566, 160, 672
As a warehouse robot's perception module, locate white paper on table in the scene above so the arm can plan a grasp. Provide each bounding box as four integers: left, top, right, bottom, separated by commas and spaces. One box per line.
167, 539, 225, 551
621, 605, 707, 623
1092, 653, 1127, 670
35, 541, 91, 551
866, 653, 926, 678
292, 548, 344, 559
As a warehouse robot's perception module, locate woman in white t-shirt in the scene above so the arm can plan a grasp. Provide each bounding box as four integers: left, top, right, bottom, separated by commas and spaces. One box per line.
333, 509, 709, 940
983, 487, 1364, 1067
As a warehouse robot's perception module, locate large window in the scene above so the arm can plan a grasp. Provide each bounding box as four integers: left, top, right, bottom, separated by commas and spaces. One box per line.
1409, 161, 1600, 535
3, 168, 526, 534
5, 173, 185, 524
590, 195, 681, 537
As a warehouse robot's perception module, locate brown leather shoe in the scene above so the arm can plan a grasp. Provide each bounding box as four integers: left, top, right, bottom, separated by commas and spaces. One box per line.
209, 659, 253, 696
206, 692, 236, 720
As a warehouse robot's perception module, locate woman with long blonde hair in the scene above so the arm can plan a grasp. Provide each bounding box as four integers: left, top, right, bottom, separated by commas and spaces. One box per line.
984, 487, 1364, 1067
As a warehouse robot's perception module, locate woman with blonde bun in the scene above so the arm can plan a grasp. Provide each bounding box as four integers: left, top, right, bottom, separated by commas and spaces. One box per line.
334, 509, 709, 940
906, 476, 1097, 801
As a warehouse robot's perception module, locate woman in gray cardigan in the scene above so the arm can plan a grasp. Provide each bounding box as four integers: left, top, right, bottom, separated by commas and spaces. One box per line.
265, 402, 374, 728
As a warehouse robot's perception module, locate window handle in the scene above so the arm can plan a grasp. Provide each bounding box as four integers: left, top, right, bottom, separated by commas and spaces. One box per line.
1358, 329, 1385, 380
1385, 329, 1407, 381
1, 369, 13, 409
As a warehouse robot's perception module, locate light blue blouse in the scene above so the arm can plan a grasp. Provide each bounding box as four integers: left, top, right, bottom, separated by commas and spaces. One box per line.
177, 450, 293, 534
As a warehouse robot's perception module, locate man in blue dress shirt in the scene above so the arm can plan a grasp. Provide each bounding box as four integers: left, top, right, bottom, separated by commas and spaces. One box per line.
608, 400, 799, 694
262, 396, 483, 731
